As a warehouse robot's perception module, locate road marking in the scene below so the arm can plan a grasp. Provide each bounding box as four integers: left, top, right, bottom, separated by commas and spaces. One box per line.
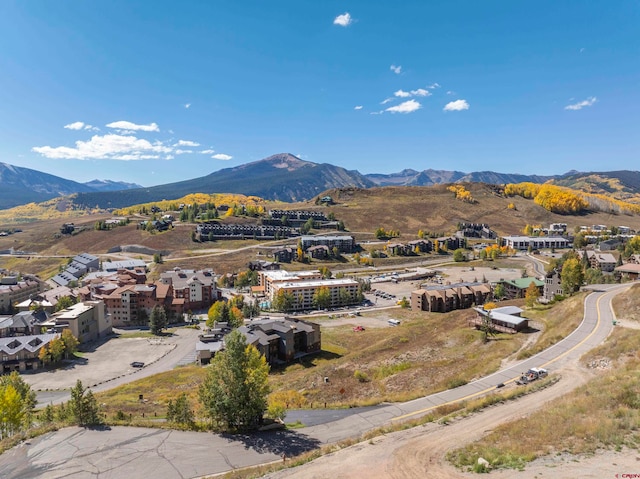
391, 288, 617, 422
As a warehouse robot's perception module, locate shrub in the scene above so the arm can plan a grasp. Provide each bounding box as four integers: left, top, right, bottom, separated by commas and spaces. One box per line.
354, 370, 370, 383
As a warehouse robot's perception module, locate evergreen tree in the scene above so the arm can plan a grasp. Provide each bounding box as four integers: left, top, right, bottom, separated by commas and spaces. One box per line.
149, 305, 168, 335
40, 404, 55, 424
338, 288, 352, 306
199, 331, 270, 430
69, 380, 101, 426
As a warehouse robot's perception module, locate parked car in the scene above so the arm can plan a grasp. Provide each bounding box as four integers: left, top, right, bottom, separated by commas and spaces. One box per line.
130, 361, 145, 368
516, 367, 548, 385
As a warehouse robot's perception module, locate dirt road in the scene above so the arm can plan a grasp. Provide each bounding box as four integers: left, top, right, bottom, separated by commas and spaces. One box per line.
269, 348, 639, 479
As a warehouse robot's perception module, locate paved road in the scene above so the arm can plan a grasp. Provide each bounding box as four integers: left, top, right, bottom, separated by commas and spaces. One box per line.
0, 284, 628, 479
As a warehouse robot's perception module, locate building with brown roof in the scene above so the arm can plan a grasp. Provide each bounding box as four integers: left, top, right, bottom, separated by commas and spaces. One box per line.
159, 268, 219, 312
615, 263, 640, 280
411, 282, 492, 313
79, 267, 219, 327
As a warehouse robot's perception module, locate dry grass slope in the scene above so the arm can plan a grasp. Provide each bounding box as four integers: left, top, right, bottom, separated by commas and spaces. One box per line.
448, 285, 640, 472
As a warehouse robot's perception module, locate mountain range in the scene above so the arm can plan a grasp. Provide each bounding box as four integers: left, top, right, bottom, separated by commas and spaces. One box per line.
1, 154, 640, 210
0, 162, 141, 209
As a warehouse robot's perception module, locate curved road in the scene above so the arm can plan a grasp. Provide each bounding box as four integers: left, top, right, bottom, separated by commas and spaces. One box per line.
0, 284, 628, 479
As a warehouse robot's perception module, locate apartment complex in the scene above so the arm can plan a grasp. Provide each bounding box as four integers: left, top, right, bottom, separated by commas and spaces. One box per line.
158, 268, 218, 311
79, 268, 219, 327
577, 250, 617, 272
411, 282, 492, 313
258, 270, 360, 311
46, 301, 112, 344
500, 235, 570, 251
0, 275, 46, 314
300, 235, 356, 253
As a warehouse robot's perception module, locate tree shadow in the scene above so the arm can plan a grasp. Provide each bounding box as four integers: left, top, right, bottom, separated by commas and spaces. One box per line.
85, 424, 112, 432
271, 350, 342, 373
220, 428, 322, 457
520, 325, 541, 334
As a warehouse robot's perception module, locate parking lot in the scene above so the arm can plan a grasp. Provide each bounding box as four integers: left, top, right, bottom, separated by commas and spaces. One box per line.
363, 265, 527, 306
22, 333, 178, 391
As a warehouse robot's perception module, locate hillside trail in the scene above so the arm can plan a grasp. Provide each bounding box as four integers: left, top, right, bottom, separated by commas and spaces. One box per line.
267, 361, 639, 479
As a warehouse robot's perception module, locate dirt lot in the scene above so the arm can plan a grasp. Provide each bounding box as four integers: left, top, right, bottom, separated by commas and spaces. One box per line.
21, 332, 177, 391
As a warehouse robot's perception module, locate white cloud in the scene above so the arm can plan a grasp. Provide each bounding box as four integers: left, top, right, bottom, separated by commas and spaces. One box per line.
390, 65, 402, 75
446, 90, 455, 95
333, 12, 352, 27
64, 121, 99, 131
64, 121, 86, 130
411, 88, 431, 97
32, 133, 172, 161
380, 98, 394, 105
175, 140, 200, 147
212, 153, 233, 160
385, 99, 422, 114
427, 82, 441, 89
184, 103, 191, 109
174, 149, 194, 155
106, 121, 160, 132
392, 88, 431, 99
443, 99, 470, 111
354, 105, 363, 110
564, 96, 597, 110
201, 149, 215, 154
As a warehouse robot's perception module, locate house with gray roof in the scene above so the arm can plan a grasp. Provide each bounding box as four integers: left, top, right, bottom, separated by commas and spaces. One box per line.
472, 306, 529, 333
101, 259, 147, 272
0, 333, 59, 373
197, 318, 321, 366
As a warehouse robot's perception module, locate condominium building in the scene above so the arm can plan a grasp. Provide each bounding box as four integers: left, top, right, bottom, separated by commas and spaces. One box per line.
0, 276, 45, 314
47, 301, 112, 344
258, 270, 360, 311
300, 235, 356, 253
500, 235, 570, 250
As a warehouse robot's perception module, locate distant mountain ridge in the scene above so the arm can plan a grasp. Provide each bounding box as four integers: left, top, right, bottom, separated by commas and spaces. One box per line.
0, 162, 142, 209
82, 179, 142, 192
72, 153, 375, 209
365, 169, 553, 186
2, 155, 640, 211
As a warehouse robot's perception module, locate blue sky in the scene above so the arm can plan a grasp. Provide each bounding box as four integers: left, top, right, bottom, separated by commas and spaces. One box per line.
0, 1, 638, 187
